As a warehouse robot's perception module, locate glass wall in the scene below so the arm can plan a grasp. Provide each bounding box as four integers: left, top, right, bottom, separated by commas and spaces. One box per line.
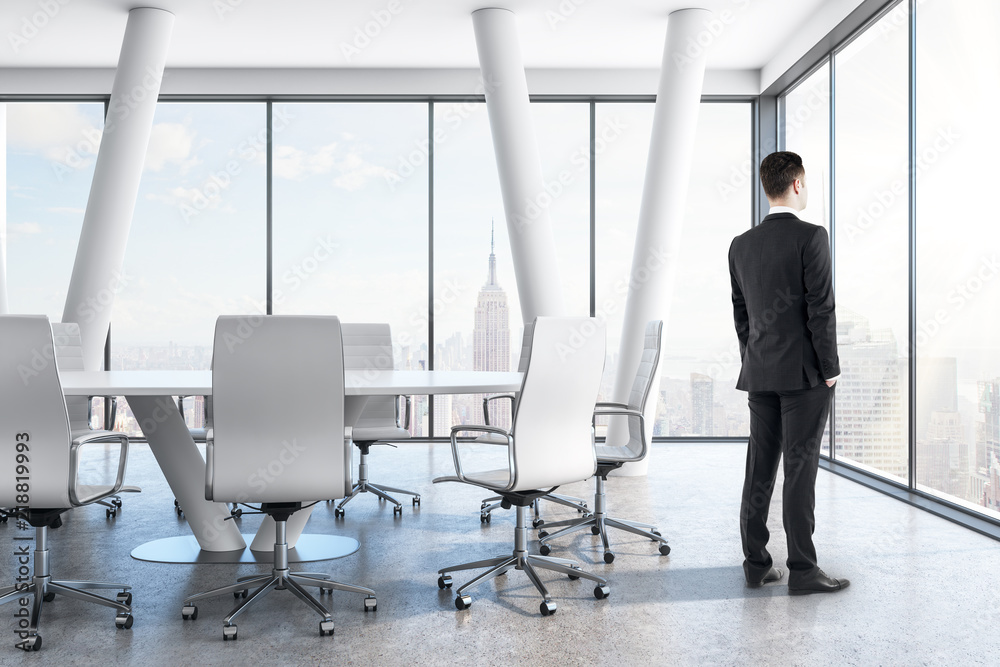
5, 97, 754, 440
832, 8, 910, 482
915, 0, 1000, 519
777, 0, 1000, 523
595, 102, 752, 437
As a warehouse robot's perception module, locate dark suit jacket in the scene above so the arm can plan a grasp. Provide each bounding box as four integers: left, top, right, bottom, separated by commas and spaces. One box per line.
728, 212, 839, 392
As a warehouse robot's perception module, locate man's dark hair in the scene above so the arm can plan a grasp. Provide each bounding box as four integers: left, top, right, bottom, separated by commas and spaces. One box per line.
759, 151, 805, 199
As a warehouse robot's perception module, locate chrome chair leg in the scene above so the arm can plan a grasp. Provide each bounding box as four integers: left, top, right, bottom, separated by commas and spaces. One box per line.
335, 446, 420, 516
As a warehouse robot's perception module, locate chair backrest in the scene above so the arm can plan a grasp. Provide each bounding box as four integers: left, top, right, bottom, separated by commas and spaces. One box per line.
515, 321, 534, 374
508, 316, 605, 492
341, 323, 401, 436
610, 320, 663, 459
0, 315, 73, 508
208, 315, 349, 503
51, 322, 91, 431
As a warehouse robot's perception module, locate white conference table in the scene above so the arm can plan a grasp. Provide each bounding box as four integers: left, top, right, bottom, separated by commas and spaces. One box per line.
61, 370, 522, 559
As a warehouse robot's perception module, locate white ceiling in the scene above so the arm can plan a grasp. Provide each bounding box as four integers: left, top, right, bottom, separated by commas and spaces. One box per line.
1, 0, 832, 70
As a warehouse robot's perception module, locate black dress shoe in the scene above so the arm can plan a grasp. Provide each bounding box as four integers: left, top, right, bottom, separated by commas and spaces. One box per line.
788, 570, 850, 595
747, 567, 784, 588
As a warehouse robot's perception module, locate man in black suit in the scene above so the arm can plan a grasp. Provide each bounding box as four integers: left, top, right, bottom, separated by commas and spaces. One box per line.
728, 151, 849, 595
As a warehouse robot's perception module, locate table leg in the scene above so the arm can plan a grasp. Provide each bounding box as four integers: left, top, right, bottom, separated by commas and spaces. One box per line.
128, 395, 246, 552
253, 395, 372, 550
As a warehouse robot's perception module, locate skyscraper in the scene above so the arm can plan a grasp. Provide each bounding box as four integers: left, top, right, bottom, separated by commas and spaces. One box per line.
834, 311, 907, 480
473, 222, 511, 429
690, 372, 714, 436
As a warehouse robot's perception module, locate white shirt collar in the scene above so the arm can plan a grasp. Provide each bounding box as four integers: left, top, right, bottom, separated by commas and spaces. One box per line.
768, 206, 800, 217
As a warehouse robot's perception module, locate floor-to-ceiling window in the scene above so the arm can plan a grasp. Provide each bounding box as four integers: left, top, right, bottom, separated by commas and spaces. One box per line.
595, 101, 753, 437
915, 0, 1000, 519
113, 102, 267, 436
833, 7, 910, 483
431, 100, 590, 435
271, 102, 430, 432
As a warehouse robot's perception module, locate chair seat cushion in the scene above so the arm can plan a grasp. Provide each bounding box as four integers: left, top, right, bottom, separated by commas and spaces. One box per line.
595, 443, 641, 462
352, 426, 410, 442
462, 468, 511, 490
473, 432, 510, 445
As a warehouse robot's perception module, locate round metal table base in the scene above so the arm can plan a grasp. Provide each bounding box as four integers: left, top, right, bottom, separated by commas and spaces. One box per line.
130, 534, 360, 564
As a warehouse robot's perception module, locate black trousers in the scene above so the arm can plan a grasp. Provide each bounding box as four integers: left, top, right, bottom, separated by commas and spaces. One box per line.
740, 383, 832, 585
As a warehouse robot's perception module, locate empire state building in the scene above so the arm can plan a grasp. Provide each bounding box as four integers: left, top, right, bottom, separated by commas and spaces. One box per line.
473, 222, 511, 428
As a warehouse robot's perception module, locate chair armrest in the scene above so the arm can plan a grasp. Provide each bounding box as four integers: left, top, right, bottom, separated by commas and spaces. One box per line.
395, 395, 412, 430
594, 401, 628, 409
482, 394, 516, 425
205, 428, 215, 501
448, 424, 515, 492
69, 431, 129, 506
591, 407, 647, 457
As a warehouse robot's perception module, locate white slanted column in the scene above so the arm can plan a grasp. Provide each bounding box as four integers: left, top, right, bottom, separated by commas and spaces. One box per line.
61, 7, 174, 368
0, 103, 7, 315
472, 8, 565, 321
610, 9, 711, 475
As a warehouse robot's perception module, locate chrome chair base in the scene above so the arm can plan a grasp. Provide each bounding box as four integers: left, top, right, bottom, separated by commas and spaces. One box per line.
182, 517, 376, 640
438, 505, 610, 616
537, 474, 670, 563
479, 493, 589, 526
0, 526, 133, 651
335, 446, 420, 516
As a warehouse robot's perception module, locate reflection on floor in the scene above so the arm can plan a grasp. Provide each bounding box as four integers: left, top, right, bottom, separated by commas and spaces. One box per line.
5, 441, 999, 665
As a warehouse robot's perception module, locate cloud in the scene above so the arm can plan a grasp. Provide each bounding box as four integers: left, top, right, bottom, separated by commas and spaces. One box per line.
6, 103, 102, 164
144, 122, 196, 172
46, 207, 86, 215
8, 222, 42, 236
273, 142, 391, 190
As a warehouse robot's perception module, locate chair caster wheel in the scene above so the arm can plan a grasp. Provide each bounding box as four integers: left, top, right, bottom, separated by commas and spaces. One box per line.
231, 508, 243, 519
334, 508, 345, 519
113, 498, 123, 508
116, 591, 132, 605
19, 634, 41, 651
0, 515, 7, 524
659, 544, 671, 556
181, 605, 198, 620
651, 529, 662, 538
594, 585, 610, 600
176, 507, 184, 517
603, 551, 615, 564
174, 499, 180, 508
106, 508, 117, 519
412, 496, 420, 506
539, 544, 552, 556
222, 625, 238, 641
540, 600, 557, 616
537, 530, 548, 539
233, 589, 248, 599
480, 513, 491, 523
364, 595, 377, 612
42, 591, 55, 602
115, 613, 134, 629
438, 575, 452, 589
532, 518, 545, 528
319, 619, 335, 636
393, 505, 402, 516
568, 568, 581, 581
591, 525, 600, 535
455, 595, 472, 610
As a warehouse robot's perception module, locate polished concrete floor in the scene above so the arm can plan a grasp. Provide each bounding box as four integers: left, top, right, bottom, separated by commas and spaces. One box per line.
2, 440, 998, 665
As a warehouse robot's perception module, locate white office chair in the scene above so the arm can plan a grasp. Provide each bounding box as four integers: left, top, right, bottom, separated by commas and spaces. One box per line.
538, 320, 671, 562
51, 322, 140, 518
0, 315, 134, 652
478, 321, 589, 525
435, 316, 610, 616
181, 315, 376, 641
334, 323, 419, 517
